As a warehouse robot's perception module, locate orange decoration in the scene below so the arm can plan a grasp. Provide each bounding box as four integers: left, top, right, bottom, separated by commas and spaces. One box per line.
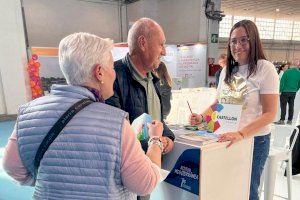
30, 81, 36, 87
34, 85, 40, 91
27, 55, 44, 99
34, 62, 40, 68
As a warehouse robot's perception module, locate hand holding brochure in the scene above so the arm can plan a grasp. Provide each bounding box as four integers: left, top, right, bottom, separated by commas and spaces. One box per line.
131, 113, 152, 141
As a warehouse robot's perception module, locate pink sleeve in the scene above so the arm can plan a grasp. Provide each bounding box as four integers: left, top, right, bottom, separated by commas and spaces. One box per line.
2, 128, 34, 185
120, 119, 161, 196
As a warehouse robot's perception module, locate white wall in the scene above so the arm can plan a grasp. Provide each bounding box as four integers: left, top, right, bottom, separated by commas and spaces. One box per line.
0, 0, 31, 115
157, 0, 203, 44
126, 0, 211, 44
23, 0, 123, 47
0, 70, 6, 114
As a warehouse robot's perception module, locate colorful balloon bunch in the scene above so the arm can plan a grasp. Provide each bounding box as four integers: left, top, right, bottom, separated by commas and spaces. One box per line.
27, 54, 43, 99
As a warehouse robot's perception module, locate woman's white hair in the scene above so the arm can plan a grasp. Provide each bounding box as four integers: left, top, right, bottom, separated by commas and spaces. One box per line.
59, 32, 113, 86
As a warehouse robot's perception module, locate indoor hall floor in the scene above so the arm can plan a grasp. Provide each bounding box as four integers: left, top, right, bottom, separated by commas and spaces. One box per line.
259, 164, 300, 200
0, 120, 300, 200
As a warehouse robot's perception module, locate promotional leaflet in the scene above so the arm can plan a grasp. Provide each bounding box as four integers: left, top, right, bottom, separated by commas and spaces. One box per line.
204, 103, 242, 134
131, 113, 152, 141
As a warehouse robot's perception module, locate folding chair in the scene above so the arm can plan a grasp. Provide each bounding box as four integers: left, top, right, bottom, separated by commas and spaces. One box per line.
259, 125, 299, 200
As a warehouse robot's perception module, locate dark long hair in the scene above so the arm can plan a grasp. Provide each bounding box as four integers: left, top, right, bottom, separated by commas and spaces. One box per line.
155, 62, 172, 87
278, 63, 290, 73
225, 20, 266, 84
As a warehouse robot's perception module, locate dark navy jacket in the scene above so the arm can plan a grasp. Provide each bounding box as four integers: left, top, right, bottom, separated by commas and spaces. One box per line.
106, 55, 175, 151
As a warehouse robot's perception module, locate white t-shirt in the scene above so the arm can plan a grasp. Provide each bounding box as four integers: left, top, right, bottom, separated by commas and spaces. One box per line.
217, 59, 279, 136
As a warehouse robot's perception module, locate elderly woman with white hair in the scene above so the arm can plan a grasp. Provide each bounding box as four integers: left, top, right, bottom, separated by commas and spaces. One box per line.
3, 32, 164, 200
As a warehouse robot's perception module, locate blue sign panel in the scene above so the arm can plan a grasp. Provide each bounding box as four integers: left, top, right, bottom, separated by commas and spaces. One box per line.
164, 148, 200, 195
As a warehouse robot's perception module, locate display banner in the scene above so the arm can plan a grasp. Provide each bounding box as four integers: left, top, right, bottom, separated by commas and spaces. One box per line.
205, 103, 242, 134
161, 45, 178, 78
177, 44, 207, 88
164, 148, 200, 195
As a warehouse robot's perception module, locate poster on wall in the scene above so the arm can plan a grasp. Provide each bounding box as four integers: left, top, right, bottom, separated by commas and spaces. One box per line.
177, 44, 207, 88
161, 45, 178, 78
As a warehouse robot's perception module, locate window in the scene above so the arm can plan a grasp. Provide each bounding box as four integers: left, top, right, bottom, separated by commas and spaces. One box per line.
219, 15, 232, 38
274, 20, 293, 40
292, 21, 300, 41
233, 16, 255, 24
219, 15, 300, 42
256, 18, 275, 39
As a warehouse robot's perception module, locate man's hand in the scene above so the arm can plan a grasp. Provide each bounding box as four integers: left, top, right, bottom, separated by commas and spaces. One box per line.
161, 137, 174, 154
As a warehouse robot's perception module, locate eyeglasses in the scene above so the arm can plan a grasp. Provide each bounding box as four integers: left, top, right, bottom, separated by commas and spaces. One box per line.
229, 36, 249, 47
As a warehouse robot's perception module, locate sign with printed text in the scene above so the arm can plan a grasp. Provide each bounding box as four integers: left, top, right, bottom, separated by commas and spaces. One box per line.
177, 44, 207, 87
211, 34, 219, 43
205, 103, 242, 134
164, 149, 200, 195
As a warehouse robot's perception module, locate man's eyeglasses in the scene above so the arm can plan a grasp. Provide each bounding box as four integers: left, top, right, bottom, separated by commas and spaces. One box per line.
229, 36, 249, 47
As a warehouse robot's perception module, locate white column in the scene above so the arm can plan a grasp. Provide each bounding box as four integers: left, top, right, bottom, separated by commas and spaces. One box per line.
205, 0, 222, 86
0, 70, 6, 114
0, 0, 31, 115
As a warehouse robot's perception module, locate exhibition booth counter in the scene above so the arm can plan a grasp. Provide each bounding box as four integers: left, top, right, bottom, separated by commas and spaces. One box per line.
151, 129, 253, 200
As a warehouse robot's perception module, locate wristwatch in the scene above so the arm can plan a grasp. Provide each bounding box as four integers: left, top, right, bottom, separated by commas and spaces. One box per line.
148, 136, 164, 152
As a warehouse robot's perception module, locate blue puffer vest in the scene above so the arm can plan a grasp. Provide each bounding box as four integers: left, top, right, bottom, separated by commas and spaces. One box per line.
16, 85, 136, 200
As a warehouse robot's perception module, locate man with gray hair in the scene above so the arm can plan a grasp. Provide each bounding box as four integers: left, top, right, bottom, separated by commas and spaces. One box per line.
3, 32, 165, 200
106, 18, 175, 199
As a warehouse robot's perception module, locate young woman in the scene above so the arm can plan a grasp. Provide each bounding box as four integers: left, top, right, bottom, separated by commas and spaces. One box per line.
190, 20, 279, 200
